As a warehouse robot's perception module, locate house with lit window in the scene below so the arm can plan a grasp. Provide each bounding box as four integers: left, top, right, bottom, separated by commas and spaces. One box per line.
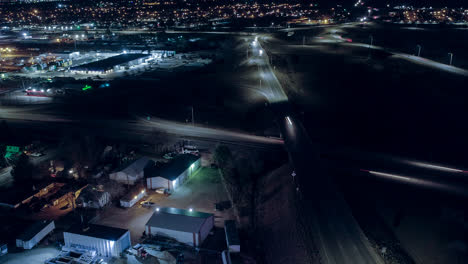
145, 154, 200, 191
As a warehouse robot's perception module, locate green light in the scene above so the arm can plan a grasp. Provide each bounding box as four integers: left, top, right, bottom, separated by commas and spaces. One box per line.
82, 85, 92, 91
6, 146, 20, 153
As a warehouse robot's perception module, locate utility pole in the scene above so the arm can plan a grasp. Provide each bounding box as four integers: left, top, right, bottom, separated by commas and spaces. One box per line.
302, 35, 305, 46
191, 106, 194, 126
416, 45, 422, 57
448, 53, 453, 66
368, 35, 373, 59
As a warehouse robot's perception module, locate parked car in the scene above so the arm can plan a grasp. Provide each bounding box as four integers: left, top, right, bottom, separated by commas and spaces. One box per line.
140, 201, 156, 207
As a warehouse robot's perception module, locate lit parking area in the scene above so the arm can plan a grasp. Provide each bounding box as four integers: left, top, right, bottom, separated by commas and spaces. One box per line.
0, 246, 60, 264
92, 167, 235, 244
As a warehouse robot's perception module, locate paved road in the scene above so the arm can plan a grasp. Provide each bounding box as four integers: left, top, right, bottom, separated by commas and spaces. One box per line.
255, 36, 384, 264
0, 105, 282, 149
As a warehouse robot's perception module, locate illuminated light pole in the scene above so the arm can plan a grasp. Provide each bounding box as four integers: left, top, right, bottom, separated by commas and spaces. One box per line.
416, 44, 422, 57
448, 52, 453, 66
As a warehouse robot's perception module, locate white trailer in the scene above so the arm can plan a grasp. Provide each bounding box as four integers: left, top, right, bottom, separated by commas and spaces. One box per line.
16, 220, 55, 249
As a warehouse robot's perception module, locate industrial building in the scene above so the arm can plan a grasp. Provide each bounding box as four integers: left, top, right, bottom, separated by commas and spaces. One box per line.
120, 186, 146, 208
146, 154, 200, 191
16, 220, 55, 249
70, 53, 152, 75
63, 224, 131, 257
145, 207, 214, 247
109, 156, 154, 185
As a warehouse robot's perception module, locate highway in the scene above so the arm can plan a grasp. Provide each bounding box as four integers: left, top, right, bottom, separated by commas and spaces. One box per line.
0, 105, 283, 149
254, 36, 384, 264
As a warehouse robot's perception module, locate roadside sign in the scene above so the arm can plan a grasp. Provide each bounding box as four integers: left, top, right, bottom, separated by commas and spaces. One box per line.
6, 146, 19, 153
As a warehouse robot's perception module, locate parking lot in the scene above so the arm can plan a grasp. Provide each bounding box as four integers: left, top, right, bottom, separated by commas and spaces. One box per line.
0, 246, 59, 264
92, 167, 235, 244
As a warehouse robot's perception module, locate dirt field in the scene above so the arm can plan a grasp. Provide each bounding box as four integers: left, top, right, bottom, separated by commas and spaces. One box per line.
256, 164, 316, 264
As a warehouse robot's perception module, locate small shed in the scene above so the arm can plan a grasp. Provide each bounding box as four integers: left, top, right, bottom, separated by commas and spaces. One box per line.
224, 220, 240, 253
16, 220, 55, 249
146, 154, 200, 191
145, 207, 214, 247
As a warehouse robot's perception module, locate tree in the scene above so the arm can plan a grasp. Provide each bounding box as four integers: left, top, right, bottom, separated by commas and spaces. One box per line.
11, 154, 34, 188
213, 145, 233, 168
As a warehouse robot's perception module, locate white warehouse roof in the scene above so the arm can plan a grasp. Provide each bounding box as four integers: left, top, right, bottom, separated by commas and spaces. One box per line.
146, 207, 213, 233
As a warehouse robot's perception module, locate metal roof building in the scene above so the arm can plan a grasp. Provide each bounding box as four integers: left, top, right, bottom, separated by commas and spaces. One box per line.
70, 54, 151, 74
64, 224, 131, 257
145, 207, 214, 247
146, 154, 200, 191
110, 156, 155, 185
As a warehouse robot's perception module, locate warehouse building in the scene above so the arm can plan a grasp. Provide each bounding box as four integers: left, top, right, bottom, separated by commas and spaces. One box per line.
63, 224, 131, 257
16, 220, 55, 249
145, 207, 214, 247
146, 154, 200, 191
110, 156, 154, 185
70, 53, 152, 75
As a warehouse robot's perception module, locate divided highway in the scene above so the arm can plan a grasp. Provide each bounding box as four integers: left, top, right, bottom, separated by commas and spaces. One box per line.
254, 36, 384, 264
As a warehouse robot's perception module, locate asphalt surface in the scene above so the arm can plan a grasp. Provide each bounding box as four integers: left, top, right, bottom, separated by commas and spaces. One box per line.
255, 36, 384, 264
0, 105, 283, 150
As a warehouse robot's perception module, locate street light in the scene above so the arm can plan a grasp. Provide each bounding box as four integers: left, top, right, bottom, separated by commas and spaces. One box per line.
448, 52, 453, 65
